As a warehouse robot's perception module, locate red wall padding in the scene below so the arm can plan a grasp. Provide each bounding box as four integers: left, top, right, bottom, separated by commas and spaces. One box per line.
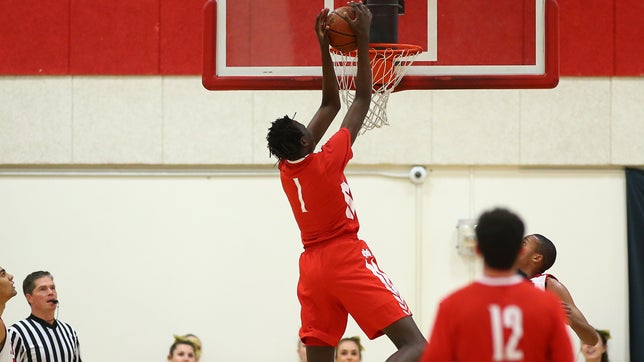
558, 0, 614, 76
160, 0, 204, 74
435, 0, 535, 65
615, 0, 644, 75
0, 0, 70, 74
0, 0, 642, 75
70, 0, 159, 74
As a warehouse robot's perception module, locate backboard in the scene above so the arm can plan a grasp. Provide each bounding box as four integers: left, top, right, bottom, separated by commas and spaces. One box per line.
203, 0, 559, 91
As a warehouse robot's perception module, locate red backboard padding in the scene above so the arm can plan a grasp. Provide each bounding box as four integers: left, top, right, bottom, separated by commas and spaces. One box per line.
0, 0, 69, 74
615, 0, 644, 75
226, 0, 319, 67
435, 0, 535, 65
160, 0, 204, 74
70, 0, 159, 74
558, 0, 614, 76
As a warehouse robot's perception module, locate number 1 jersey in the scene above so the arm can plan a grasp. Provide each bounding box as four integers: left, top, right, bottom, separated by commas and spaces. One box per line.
279, 128, 360, 248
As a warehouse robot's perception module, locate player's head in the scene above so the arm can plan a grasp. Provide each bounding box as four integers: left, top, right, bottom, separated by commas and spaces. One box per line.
475, 208, 525, 270
532, 234, 557, 273
335, 336, 363, 361
516, 233, 557, 275
0, 266, 18, 304
267, 115, 315, 161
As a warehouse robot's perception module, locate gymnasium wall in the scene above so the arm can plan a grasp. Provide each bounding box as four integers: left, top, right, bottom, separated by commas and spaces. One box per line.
0, 76, 642, 166
1, 169, 628, 361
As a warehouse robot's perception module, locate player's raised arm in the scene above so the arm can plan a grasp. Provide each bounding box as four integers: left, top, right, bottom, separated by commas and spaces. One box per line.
547, 278, 599, 346
307, 8, 342, 145
339, 2, 372, 144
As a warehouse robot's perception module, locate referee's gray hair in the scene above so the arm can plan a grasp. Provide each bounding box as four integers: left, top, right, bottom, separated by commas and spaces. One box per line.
23, 270, 53, 295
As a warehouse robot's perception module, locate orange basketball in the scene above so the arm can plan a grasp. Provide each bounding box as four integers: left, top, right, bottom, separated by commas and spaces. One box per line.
326, 6, 357, 53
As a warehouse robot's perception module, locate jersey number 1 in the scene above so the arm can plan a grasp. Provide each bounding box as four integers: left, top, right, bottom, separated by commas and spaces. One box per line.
292, 178, 355, 219
489, 304, 524, 361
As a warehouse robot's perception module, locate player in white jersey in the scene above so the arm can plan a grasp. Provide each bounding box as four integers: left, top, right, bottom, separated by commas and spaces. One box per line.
515, 233, 599, 346
0, 266, 17, 362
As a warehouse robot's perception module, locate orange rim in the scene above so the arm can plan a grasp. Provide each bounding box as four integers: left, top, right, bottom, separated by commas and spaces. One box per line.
330, 43, 424, 58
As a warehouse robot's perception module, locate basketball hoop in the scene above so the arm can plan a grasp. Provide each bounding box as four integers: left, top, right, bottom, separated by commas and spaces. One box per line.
331, 43, 423, 133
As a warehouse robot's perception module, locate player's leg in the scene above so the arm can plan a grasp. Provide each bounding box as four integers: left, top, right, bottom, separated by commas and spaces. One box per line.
382, 315, 426, 362
306, 345, 335, 362
299, 248, 349, 362
329, 238, 427, 361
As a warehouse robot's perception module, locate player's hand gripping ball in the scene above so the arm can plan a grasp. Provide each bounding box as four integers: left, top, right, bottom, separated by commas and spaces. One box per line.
326, 6, 358, 53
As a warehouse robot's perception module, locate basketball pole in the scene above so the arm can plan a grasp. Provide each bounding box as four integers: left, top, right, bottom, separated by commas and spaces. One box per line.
365, 0, 402, 44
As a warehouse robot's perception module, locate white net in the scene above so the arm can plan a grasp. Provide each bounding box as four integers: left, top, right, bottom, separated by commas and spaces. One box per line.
331, 44, 423, 133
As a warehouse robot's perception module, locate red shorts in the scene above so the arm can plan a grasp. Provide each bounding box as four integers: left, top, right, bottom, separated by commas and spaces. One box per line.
298, 237, 412, 347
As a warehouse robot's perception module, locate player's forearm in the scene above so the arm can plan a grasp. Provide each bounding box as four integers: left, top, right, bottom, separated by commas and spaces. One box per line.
570, 318, 599, 345
319, 45, 341, 110
353, 35, 371, 103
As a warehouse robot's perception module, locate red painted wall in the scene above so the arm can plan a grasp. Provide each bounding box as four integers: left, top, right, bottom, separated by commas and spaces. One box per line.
0, 0, 642, 75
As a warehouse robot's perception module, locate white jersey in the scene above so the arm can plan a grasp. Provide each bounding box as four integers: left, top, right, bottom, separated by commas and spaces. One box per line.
0, 326, 14, 362
531, 273, 557, 291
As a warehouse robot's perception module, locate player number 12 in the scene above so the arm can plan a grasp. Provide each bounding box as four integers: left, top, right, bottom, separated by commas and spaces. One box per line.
489, 304, 524, 361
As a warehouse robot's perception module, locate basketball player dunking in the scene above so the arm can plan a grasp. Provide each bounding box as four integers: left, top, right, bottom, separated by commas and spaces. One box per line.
266, 2, 426, 362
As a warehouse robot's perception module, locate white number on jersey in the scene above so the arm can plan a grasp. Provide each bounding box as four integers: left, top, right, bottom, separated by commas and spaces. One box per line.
489, 304, 525, 361
292, 178, 355, 219
341, 181, 355, 219
293, 178, 307, 212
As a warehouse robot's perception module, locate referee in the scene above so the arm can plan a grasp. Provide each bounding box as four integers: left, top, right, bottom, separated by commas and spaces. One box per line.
8, 271, 82, 362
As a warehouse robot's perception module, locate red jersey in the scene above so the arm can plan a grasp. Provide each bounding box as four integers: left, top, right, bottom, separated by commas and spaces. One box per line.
421, 275, 574, 362
279, 128, 360, 247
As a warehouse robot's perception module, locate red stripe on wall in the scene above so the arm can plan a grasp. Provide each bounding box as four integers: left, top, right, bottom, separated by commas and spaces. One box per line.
615, 0, 644, 75
160, 0, 204, 74
70, 0, 160, 74
0, 0, 70, 74
558, 0, 614, 76
0, 0, 642, 76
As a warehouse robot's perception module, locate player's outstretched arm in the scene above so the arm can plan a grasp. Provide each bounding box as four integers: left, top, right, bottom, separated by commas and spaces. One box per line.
547, 278, 599, 346
546, 295, 576, 362
308, 8, 342, 145
339, 1, 372, 144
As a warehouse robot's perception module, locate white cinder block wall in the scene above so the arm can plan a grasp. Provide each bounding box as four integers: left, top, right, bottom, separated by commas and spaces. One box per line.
1, 76, 642, 166
1, 75, 642, 361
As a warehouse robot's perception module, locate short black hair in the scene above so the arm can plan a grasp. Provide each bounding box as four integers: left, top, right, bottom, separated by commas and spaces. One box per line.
266, 115, 303, 161
475, 208, 525, 270
23, 270, 52, 295
532, 233, 557, 273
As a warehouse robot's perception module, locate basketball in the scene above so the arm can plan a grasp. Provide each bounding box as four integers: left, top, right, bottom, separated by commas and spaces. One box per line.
326, 6, 357, 53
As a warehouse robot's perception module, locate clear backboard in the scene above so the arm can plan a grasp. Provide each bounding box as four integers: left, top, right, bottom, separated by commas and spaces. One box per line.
203, 0, 559, 91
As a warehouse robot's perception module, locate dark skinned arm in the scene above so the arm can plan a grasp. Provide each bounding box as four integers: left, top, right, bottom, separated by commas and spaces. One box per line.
339, 2, 372, 144
307, 8, 342, 145
547, 278, 599, 345
0, 317, 6, 353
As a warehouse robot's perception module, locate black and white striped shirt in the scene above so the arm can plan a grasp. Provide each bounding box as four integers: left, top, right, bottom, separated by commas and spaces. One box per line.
8, 315, 81, 362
